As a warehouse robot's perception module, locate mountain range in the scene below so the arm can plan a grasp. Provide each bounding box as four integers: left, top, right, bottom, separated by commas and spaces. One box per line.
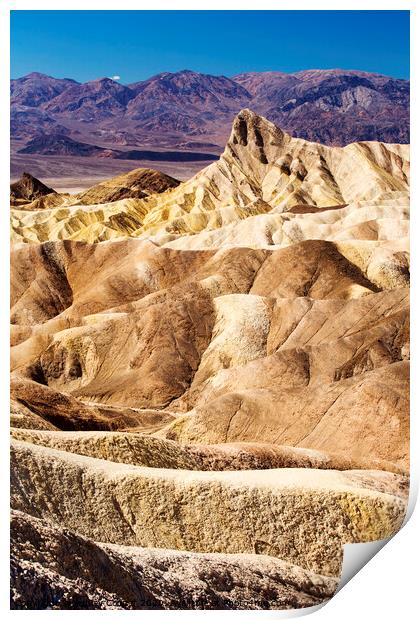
11, 69, 409, 156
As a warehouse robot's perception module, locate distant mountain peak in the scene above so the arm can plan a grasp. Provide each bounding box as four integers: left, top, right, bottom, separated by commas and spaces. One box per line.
24, 71, 50, 79
13, 71, 79, 83
93, 77, 120, 84
11, 73, 80, 108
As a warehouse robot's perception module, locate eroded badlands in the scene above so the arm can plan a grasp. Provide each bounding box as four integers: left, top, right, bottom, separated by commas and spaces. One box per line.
10, 110, 410, 609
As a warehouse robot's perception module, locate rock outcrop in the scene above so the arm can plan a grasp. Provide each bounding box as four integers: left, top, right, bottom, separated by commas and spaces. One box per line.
11, 429, 406, 473
10, 172, 56, 206
14, 168, 180, 211
71, 168, 180, 205
11, 510, 338, 610
11, 440, 407, 578
11, 110, 409, 243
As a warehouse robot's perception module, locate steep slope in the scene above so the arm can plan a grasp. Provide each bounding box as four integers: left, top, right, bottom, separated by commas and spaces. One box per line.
11, 110, 409, 244
10, 172, 56, 206
11, 440, 407, 577
11, 510, 338, 610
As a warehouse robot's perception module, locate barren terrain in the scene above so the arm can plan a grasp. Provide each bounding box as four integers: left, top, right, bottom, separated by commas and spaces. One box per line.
11, 68, 409, 182
10, 110, 410, 609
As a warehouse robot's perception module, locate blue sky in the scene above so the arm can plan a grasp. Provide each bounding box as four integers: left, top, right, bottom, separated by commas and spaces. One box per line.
11, 10, 410, 83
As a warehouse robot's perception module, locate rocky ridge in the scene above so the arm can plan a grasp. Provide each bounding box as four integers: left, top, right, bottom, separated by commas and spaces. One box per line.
11, 167, 180, 210
11, 109, 409, 244
10, 110, 410, 609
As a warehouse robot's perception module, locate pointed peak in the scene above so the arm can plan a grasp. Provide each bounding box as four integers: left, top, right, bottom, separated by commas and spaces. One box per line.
24, 72, 47, 79
89, 77, 126, 86
235, 108, 258, 120
229, 109, 287, 150
234, 108, 283, 127
93, 77, 115, 83
10, 172, 56, 203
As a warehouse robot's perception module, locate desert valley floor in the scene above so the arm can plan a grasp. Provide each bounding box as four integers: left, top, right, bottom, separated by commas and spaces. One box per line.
10, 110, 410, 609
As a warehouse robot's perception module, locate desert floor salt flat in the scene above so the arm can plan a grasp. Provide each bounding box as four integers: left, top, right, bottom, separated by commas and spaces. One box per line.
9, 106, 410, 609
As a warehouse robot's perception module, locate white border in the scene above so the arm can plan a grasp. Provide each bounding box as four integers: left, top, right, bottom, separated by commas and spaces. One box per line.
1, 2, 417, 618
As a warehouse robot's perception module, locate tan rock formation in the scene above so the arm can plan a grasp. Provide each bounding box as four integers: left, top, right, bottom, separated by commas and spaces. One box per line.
12, 168, 180, 211
11, 110, 409, 244
11, 510, 338, 610
11, 440, 407, 577
10, 239, 409, 468
11, 429, 405, 473
10, 172, 56, 207
9, 110, 410, 609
